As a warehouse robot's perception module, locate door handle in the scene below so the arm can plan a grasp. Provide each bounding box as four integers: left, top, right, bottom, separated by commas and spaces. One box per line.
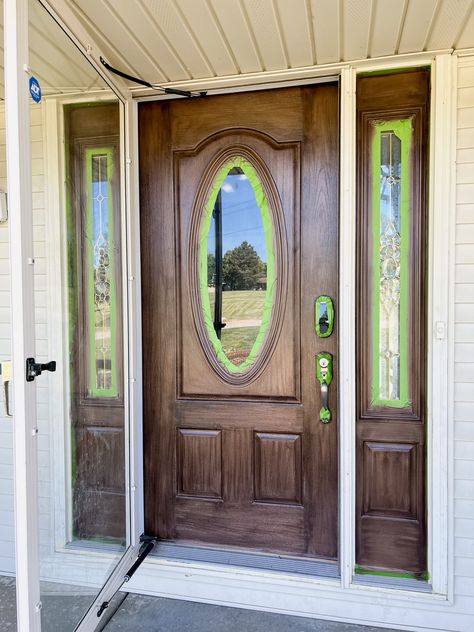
316, 352, 333, 423
0, 361, 12, 417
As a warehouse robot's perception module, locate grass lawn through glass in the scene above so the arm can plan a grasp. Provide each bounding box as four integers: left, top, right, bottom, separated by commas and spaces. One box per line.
208, 290, 266, 365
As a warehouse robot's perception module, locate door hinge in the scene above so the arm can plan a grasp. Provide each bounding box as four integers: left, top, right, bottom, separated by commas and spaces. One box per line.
26, 357, 56, 382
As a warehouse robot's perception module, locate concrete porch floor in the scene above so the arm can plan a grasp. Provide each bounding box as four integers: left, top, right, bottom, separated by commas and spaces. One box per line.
0, 575, 401, 631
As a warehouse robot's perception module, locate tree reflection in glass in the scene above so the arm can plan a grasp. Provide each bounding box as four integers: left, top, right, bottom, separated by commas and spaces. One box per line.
206, 164, 270, 368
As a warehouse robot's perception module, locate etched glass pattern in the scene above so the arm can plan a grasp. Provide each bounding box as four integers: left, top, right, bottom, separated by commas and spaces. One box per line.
91, 154, 113, 392
379, 132, 401, 400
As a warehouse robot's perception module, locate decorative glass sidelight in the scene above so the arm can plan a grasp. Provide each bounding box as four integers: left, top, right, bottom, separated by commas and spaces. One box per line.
371, 120, 412, 407
200, 156, 276, 374
86, 147, 118, 396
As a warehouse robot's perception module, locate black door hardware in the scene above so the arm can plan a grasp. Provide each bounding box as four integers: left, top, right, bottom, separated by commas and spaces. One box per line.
26, 357, 56, 382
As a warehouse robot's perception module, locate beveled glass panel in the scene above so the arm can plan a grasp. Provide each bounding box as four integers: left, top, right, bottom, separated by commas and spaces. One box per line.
200, 158, 275, 373
379, 131, 401, 400
371, 120, 411, 408
88, 148, 118, 396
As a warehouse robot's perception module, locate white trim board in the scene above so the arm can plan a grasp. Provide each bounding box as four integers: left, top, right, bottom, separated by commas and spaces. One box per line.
5, 0, 41, 629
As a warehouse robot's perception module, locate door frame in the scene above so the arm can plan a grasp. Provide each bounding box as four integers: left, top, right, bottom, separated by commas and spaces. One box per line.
10, 0, 456, 624
40, 54, 454, 601
128, 55, 454, 599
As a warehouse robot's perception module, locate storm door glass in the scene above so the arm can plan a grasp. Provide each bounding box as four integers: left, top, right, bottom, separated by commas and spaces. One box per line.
24, 1, 133, 629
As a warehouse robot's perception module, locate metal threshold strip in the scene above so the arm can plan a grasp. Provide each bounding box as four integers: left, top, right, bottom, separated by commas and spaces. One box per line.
352, 573, 432, 593
152, 542, 340, 579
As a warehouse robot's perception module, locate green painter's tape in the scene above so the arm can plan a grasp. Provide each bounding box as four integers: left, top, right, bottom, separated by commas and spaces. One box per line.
354, 565, 427, 581
371, 120, 411, 408
85, 147, 118, 397
199, 157, 276, 374
315, 295, 334, 338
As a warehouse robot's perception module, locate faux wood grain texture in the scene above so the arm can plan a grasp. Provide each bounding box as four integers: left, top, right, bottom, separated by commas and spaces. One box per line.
356, 71, 429, 573
363, 442, 417, 518
66, 103, 125, 541
177, 429, 222, 499
254, 433, 302, 504
140, 84, 339, 557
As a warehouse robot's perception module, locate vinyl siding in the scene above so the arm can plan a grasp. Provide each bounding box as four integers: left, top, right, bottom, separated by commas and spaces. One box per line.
454, 57, 474, 600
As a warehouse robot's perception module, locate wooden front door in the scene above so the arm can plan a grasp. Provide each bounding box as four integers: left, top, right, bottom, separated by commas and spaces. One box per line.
139, 84, 339, 559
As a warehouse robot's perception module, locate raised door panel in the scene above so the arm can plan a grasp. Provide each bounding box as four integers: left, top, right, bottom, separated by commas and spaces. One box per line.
254, 433, 302, 504
177, 429, 223, 499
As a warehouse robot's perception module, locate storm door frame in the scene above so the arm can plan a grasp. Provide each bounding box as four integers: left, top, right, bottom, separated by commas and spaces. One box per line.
5, 0, 143, 630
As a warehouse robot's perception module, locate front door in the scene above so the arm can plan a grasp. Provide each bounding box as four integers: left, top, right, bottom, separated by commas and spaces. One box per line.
139, 84, 339, 559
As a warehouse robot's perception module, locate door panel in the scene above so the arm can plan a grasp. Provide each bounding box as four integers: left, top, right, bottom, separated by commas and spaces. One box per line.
66, 103, 125, 541
139, 85, 339, 558
356, 70, 429, 573
177, 132, 299, 398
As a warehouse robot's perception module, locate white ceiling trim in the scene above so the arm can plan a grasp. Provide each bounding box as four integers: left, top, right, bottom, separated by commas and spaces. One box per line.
126, 48, 453, 99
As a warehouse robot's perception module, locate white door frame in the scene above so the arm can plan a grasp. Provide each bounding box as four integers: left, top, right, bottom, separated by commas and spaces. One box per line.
5, 0, 41, 629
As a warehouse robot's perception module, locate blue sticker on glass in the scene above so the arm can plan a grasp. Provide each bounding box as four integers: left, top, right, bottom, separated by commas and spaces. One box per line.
29, 76, 41, 103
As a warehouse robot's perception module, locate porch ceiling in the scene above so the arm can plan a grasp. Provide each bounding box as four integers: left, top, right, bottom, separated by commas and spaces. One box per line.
64, 0, 474, 92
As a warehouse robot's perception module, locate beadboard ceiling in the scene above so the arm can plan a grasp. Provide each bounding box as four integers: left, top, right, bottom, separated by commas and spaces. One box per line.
64, 0, 474, 90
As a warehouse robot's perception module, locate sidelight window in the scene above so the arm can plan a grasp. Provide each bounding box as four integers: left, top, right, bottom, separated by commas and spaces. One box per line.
371, 120, 412, 408
86, 148, 118, 397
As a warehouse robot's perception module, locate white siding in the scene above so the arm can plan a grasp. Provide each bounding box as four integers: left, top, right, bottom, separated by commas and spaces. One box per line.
454, 57, 474, 604
0, 103, 49, 575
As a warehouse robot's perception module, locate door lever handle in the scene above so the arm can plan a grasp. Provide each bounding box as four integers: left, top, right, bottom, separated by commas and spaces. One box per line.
316, 352, 333, 423
0, 361, 12, 417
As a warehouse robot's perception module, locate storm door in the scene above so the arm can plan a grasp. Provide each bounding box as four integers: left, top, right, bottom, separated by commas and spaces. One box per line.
139, 84, 340, 559
5, 1, 148, 630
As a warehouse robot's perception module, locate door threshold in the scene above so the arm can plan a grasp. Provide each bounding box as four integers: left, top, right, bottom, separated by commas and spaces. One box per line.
151, 542, 339, 580
352, 573, 432, 593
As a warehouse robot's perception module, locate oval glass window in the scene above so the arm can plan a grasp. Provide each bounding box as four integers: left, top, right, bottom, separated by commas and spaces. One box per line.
199, 157, 276, 374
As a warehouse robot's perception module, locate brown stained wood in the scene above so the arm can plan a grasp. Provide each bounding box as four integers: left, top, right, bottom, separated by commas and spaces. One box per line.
177, 429, 223, 499
175, 401, 304, 432
174, 501, 305, 554
66, 103, 125, 540
140, 102, 176, 539
254, 433, 302, 504
140, 84, 339, 558
362, 442, 418, 518
177, 134, 299, 397
356, 70, 429, 573
300, 85, 340, 558
170, 89, 304, 150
